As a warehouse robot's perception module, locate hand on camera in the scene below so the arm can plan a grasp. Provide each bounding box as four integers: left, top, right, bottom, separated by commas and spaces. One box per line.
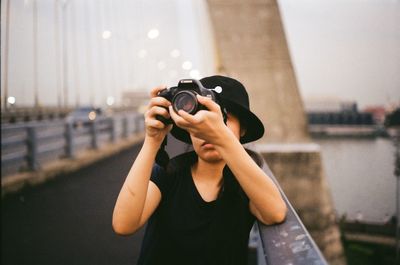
169, 95, 228, 145
144, 86, 173, 143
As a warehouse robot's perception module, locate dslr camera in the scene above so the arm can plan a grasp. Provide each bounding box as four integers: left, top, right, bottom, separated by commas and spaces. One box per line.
157, 79, 225, 124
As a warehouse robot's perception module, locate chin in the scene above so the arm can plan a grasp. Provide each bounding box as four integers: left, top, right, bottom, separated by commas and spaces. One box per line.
197, 150, 223, 163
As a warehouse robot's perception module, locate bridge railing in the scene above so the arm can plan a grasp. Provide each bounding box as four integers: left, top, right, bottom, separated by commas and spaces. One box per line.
253, 161, 329, 265
1, 112, 144, 177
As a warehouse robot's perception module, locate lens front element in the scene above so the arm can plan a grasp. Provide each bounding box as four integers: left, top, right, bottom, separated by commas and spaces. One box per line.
173, 91, 198, 114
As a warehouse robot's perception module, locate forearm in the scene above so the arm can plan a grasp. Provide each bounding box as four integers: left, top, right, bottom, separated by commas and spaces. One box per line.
215, 131, 287, 224
112, 137, 161, 233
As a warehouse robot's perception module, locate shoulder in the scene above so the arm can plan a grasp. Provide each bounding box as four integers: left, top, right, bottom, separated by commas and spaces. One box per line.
151, 151, 197, 197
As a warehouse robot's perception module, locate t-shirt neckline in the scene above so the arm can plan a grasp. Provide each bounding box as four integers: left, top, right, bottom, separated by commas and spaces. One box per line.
188, 165, 222, 206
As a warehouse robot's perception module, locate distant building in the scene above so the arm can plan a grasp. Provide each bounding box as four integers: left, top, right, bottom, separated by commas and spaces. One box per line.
304, 99, 358, 113
362, 106, 387, 125
304, 99, 379, 137
307, 112, 374, 126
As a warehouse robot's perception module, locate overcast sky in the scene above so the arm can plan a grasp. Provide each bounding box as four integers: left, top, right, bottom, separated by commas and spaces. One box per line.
278, 0, 400, 109
1, 0, 399, 109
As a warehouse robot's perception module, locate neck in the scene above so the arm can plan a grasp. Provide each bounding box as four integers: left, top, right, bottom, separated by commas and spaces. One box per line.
192, 157, 225, 185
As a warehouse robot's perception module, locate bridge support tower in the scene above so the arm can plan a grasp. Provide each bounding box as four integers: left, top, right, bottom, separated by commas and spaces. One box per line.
206, 0, 346, 264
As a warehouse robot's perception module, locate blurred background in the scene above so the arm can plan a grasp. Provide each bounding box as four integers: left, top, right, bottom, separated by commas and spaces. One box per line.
1, 0, 215, 108
1, 0, 399, 265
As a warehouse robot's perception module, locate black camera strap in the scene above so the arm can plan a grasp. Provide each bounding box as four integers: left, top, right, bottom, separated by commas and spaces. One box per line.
217, 95, 228, 124
155, 137, 170, 169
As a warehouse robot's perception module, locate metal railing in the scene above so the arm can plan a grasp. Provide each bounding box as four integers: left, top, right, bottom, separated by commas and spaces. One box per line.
254, 162, 328, 265
1, 112, 144, 177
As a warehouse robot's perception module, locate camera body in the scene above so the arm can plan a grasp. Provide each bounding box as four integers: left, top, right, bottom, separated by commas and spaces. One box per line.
157, 79, 223, 124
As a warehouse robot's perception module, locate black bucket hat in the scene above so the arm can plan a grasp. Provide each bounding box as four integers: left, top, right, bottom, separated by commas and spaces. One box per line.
170, 75, 265, 144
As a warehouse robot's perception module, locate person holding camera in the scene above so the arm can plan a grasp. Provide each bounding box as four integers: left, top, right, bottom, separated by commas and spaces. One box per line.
112, 75, 287, 264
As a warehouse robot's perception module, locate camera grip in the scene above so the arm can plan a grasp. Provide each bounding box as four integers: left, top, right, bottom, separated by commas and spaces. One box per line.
156, 113, 172, 125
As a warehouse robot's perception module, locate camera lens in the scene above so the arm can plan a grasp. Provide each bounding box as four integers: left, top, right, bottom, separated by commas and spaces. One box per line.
173, 91, 198, 114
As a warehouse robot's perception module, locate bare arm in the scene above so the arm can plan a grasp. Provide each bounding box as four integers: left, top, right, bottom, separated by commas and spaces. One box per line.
214, 133, 287, 224
170, 95, 287, 225
112, 87, 172, 235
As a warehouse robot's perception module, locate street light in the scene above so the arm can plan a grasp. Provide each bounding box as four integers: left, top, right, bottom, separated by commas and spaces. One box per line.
189, 69, 201, 79
32, 0, 39, 107
170, 49, 180, 58
106, 96, 115, 106
3, 0, 11, 110
147, 28, 159, 39
157, 61, 166, 70
54, 0, 62, 108
182, 61, 192, 70
7, 96, 16, 106
102, 30, 112, 39
61, 0, 71, 108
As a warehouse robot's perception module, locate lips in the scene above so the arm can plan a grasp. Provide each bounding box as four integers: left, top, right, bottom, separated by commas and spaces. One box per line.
201, 142, 215, 149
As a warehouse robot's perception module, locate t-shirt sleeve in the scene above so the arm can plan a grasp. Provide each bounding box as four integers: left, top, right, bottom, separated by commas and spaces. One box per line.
150, 163, 170, 197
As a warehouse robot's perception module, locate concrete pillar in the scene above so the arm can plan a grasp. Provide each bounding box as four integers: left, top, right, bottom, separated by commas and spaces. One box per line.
206, 0, 346, 264
207, 0, 308, 143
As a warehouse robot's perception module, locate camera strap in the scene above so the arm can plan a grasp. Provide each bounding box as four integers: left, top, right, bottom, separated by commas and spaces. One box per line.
216, 95, 228, 124
222, 106, 228, 124
155, 137, 170, 169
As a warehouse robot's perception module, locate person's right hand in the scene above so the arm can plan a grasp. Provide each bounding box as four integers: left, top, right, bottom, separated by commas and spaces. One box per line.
144, 86, 173, 144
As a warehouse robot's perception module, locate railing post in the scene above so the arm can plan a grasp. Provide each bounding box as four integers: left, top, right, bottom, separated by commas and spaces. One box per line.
122, 116, 128, 138
135, 114, 141, 133
65, 122, 74, 158
90, 120, 98, 149
140, 115, 144, 131
137, 115, 143, 132
27, 126, 39, 170
110, 117, 116, 142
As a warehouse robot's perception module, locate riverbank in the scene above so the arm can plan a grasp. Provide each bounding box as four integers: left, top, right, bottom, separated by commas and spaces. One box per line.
342, 238, 397, 265
311, 133, 399, 263
339, 219, 397, 265
309, 125, 388, 138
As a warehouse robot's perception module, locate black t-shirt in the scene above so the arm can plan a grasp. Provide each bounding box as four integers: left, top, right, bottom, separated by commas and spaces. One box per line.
137, 152, 255, 265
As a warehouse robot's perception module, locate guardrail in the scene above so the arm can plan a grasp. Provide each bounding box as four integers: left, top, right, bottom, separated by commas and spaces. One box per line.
254, 162, 328, 265
1, 112, 144, 177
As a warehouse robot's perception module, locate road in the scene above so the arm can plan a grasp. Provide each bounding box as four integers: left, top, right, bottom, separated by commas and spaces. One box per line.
2, 143, 145, 265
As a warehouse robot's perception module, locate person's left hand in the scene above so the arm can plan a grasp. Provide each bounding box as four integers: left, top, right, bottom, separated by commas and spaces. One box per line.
169, 95, 228, 145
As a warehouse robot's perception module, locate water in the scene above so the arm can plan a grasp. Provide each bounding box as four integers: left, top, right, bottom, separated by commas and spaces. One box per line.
314, 137, 398, 223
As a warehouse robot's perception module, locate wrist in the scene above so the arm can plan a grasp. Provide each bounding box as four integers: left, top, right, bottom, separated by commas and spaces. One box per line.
214, 126, 239, 149
144, 135, 165, 150
214, 131, 246, 165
